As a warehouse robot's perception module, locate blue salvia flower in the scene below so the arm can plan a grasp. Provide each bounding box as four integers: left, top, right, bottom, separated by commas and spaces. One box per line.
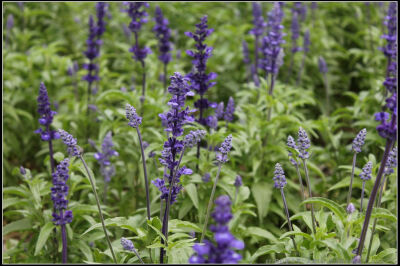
290, 10, 301, 53
20, 166, 26, 176
215, 102, 225, 120
83, 15, 100, 89
7, 14, 14, 30
287, 135, 298, 166
260, 2, 286, 77
96, 2, 108, 37
58, 129, 82, 157
34, 82, 60, 142
153, 6, 172, 65
295, 2, 307, 21
186, 15, 217, 128
360, 162, 373, 181
347, 203, 356, 214
318, 56, 328, 74
303, 29, 310, 53
121, 237, 135, 251
202, 172, 211, 183
153, 73, 195, 204
352, 128, 367, 153
124, 2, 152, 62
297, 127, 310, 159
250, 2, 266, 37
184, 130, 207, 148
51, 158, 73, 225
242, 40, 250, 65
126, 104, 143, 128
94, 132, 119, 183
384, 146, 397, 175
189, 195, 244, 263
224, 97, 235, 122
216, 135, 233, 163
234, 175, 243, 188
273, 163, 287, 189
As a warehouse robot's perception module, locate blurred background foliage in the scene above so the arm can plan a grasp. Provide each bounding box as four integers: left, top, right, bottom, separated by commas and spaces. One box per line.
3, 2, 397, 263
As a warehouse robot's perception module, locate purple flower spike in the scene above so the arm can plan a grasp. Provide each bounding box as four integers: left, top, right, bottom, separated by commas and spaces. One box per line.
216, 102, 225, 120
352, 128, 367, 153
303, 29, 310, 53
260, 2, 286, 76
51, 158, 73, 225
126, 104, 142, 128
287, 135, 298, 166
234, 175, 242, 187
20, 166, 26, 175
273, 163, 287, 189
290, 11, 301, 53
224, 97, 235, 122
153, 6, 172, 65
202, 172, 211, 183
318, 56, 328, 74
297, 127, 310, 159
7, 14, 14, 30
94, 132, 119, 183
359, 162, 373, 181
184, 130, 207, 148
189, 195, 244, 264
249, 2, 266, 37
242, 40, 250, 65
35, 82, 59, 142
186, 15, 217, 127
121, 237, 135, 251
216, 135, 233, 163
347, 203, 356, 214
384, 146, 398, 175
58, 129, 82, 157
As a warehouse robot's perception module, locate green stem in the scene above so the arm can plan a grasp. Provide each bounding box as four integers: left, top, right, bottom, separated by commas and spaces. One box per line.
132, 248, 145, 264
200, 163, 223, 243
295, 163, 305, 209
347, 153, 357, 206
281, 188, 298, 254
360, 181, 366, 213
302, 159, 317, 234
79, 156, 117, 264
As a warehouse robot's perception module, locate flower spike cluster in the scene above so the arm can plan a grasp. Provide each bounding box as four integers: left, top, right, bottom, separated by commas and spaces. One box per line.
153, 6, 172, 64
260, 2, 286, 76
216, 135, 233, 163
273, 163, 287, 189
186, 15, 217, 128
34, 82, 60, 141
153, 73, 195, 204
121, 237, 135, 251
318, 56, 328, 74
189, 195, 244, 263
352, 128, 367, 153
347, 203, 356, 214
51, 158, 73, 225
126, 104, 143, 128
384, 146, 397, 175
359, 162, 373, 181
58, 129, 82, 157
234, 175, 243, 188
184, 130, 207, 148
224, 97, 235, 122
297, 127, 311, 159
286, 135, 298, 166
94, 132, 119, 183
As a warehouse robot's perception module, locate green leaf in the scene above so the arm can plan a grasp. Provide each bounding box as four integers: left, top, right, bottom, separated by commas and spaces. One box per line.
34, 222, 55, 256
78, 240, 94, 262
169, 219, 201, 233
185, 183, 199, 209
371, 208, 397, 222
301, 197, 346, 221
280, 231, 313, 240
80, 217, 135, 237
370, 248, 397, 263
3, 218, 33, 235
3, 197, 27, 209
276, 257, 314, 264
249, 244, 284, 263
247, 226, 277, 243
96, 90, 132, 103
251, 182, 272, 223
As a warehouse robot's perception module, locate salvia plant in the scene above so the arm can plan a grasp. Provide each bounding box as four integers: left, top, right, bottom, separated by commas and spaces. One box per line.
3, 2, 398, 265
190, 195, 244, 263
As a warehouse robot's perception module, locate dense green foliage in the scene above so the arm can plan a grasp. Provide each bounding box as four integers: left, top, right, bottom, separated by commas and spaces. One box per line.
3, 2, 397, 264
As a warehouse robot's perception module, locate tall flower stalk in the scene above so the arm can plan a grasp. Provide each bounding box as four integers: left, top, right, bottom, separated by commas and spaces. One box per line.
366, 146, 397, 262
189, 195, 244, 263
355, 3, 397, 262
347, 128, 367, 206
273, 163, 298, 253
185, 15, 217, 168
200, 135, 232, 243
58, 129, 117, 264
124, 2, 151, 107
359, 162, 372, 213
259, 2, 285, 121
297, 127, 317, 234
153, 73, 196, 263
153, 6, 172, 91
51, 158, 73, 263
126, 104, 151, 220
